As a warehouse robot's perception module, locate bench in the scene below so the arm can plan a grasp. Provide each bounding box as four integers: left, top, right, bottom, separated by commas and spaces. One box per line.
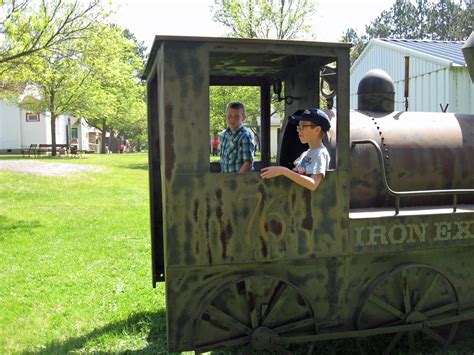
37, 144, 69, 156
22, 144, 38, 158
69, 145, 84, 158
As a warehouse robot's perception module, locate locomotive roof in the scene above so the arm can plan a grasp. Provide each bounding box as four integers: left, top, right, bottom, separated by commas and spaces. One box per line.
142, 35, 351, 79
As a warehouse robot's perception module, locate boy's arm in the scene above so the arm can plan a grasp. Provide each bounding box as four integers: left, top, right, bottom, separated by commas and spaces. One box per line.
260, 166, 323, 191
238, 131, 254, 173
239, 161, 253, 173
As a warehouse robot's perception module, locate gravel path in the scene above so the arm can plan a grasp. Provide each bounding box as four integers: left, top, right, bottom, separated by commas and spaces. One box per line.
0, 160, 102, 176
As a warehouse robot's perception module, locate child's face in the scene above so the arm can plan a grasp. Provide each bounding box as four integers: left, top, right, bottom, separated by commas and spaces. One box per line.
297, 121, 321, 144
225, 108, 245, 130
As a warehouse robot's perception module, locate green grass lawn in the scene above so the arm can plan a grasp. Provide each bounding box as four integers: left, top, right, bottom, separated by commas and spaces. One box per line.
1, 153, 473, 354
0, 153, 168, 353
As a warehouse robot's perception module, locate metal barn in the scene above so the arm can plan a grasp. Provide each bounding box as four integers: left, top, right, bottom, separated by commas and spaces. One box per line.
350, 39, 474, 114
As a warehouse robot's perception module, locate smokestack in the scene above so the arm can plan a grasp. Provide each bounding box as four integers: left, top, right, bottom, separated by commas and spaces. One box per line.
462, 31, 474, 82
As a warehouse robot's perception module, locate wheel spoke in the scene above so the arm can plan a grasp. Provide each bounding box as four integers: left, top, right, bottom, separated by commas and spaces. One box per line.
423, 302, 459, 317
401, 269, 411, 315
369, 295, 405, 320
195, 335, 249, 352
205, 305, 253, 335
244, 278, 259, 329
413, 273, 440, 312
383, 331, 404, 355
262, 282, 291, 327
272, 317, 315, 334
421, 327, 447, 345
377, 319, 404, 328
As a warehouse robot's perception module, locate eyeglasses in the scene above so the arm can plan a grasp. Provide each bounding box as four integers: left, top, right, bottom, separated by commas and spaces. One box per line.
296, 124, 314, 130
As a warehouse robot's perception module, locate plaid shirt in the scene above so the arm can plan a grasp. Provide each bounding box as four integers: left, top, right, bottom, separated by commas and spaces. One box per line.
220, 125, 255, 173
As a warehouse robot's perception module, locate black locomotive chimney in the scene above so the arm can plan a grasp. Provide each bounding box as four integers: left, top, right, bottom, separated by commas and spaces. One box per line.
462, 31, 474, 83
357, 69, 395, 113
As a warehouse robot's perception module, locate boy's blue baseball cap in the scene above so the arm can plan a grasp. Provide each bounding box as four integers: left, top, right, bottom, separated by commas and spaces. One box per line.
289, 108, 331, 132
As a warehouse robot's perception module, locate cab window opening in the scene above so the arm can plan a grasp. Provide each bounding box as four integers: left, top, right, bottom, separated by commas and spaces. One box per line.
210, 85, 278, 173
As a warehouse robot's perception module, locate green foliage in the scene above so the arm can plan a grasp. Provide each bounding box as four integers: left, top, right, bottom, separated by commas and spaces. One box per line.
210, 0, 311, 135
210, 86, 261, 132
0, 0, 147, 154
340, 0, 473, 62
73, 25, 147, 151
0, 0, 107, 66
211, 0, 316, 39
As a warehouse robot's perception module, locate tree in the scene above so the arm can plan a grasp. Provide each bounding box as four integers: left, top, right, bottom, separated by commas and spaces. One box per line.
340, 28, 367, 62
210, 0, 313, 140
72, 25, 146, 154
18, 31, 99, 156
341, 0, 473, 62
211, 0, 316, 39
0, 0, 106, 66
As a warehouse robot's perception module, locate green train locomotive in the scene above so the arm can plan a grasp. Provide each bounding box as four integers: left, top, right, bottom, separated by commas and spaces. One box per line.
143, 34, 474, 353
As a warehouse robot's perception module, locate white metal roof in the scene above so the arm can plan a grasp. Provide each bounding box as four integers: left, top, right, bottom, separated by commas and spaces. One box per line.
351, 38, 467, 73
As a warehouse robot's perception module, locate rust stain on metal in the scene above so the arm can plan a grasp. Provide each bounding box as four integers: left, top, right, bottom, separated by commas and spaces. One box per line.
260, 235, 268, 257
220, 223, 233, 259
164, 103, 175, 181
193, 199, 199, 223
215, 188, 233, 259
215, 189, 223, 220
205, 197, 212, 265
269, 220, 283, 235
302, 190, 313, 230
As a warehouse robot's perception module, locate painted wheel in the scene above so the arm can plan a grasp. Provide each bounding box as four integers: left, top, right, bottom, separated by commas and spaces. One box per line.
356, 264, 460, 354
194, 275, 317, 353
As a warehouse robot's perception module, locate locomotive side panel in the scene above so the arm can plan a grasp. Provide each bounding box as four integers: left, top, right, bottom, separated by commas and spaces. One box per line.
164, 171, 341, 267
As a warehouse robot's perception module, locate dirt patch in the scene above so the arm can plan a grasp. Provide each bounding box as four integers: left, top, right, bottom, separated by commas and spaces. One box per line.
0, 160, 103, 176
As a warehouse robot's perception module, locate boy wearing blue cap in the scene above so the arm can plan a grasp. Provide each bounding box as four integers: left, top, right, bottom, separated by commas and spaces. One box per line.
260, 108, 331, 191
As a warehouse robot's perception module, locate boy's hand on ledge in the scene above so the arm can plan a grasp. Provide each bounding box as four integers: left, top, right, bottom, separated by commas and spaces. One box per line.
260, 166, 289, 179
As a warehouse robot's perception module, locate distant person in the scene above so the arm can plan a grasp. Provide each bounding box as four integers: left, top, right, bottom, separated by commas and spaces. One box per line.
260, 108, 331, 191
219, 102, 255, 173
211, 139, 219, 156
119, 143, 125, 154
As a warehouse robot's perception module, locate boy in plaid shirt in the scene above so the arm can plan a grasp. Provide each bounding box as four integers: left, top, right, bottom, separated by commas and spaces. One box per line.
220, 102, 255, 173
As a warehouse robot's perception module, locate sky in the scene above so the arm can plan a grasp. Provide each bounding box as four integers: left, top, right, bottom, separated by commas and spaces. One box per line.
113, 0, 397, 51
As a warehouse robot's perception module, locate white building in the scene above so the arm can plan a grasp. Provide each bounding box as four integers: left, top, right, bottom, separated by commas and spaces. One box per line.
350, 39, 474, 114
0, 100, 101, 153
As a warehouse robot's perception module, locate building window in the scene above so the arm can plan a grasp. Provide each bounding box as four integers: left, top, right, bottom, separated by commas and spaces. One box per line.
26, 113, 40, 122
71, 127, 78, 139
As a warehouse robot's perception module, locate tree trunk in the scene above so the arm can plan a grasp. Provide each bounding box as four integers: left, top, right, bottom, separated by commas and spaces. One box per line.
51, 113, 57, 156
100, 118, 107, 154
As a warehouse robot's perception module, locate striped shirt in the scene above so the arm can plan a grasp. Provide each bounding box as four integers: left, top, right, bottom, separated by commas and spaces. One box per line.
219, 125, 255, 173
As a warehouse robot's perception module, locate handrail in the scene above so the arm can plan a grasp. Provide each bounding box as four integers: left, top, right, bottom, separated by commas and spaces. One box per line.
351, 139, 474, 214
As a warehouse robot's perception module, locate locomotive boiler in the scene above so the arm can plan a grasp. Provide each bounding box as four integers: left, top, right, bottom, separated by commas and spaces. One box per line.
143, 34, 474, 354
344, 69, 473, 210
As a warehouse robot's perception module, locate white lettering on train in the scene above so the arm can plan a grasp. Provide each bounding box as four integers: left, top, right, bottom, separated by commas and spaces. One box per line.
355, 221, 473, 247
